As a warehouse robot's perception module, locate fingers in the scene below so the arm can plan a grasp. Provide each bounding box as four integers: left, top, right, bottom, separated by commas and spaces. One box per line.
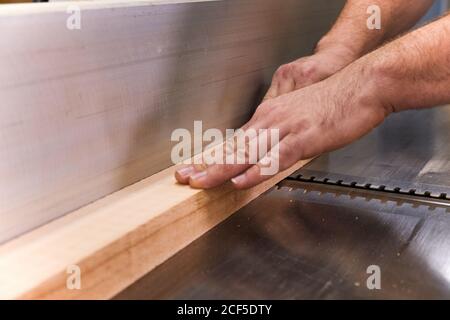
263, 74, 295, 101
175, 119, 289, 189
174, 127, 262, 189
263, 68, 296, 102
231, 134, 301, 189
189, 163, 252, 189
175, 132, 259, 189
263, 84, 278, 101
175, 84, 300, 190
174, 165, 195, 184
277, 77, 296, 97
264, 64, 295, 101
264, 59, 323, 101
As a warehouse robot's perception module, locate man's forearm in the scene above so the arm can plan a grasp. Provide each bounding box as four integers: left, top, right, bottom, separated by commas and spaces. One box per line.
317, 0, 434, 60
365, 13, 450, 112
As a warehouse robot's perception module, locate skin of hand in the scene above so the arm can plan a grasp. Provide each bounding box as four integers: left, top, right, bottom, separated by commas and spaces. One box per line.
263, 44, 359, 100
265, 0, 435, 100
175, 14, 450, 190
175, 57, 388, 189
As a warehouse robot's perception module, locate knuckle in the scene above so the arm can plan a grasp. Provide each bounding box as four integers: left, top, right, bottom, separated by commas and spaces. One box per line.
280, 143, 296, 161
275, 63, 294, 79
291, 118, 313, 135
299, 60, 317, 78
257, 101, 274, 114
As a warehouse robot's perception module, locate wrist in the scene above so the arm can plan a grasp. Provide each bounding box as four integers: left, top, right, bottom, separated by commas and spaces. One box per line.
333, 56, 394, 121
357, 56, 395, 117
315, 36, 362, 65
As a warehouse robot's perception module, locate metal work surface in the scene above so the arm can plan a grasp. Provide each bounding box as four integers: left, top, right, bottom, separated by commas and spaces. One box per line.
117, 181, 450, 299
295, 106, 450, 199
117, 106, 450, 299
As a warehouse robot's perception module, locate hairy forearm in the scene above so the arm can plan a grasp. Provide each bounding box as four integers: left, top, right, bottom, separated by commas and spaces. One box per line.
366, 14, 450, 112
317, 0, 434, 60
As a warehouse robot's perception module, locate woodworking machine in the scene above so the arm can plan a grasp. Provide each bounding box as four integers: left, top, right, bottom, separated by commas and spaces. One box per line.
1, 0, 450, 300
116, 106, 450, 299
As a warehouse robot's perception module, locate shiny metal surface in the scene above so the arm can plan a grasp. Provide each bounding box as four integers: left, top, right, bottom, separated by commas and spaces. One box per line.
296, 106, 450, 198
116, 181, 450, 299
0, 0, 345, 243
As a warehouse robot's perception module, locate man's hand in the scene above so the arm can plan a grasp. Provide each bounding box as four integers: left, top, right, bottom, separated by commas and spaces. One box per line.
174, 1, 449, 190
264, 0, 435, 100
264, 45, 357, 100
175, 60, 389, 189
175, 12, 450, 190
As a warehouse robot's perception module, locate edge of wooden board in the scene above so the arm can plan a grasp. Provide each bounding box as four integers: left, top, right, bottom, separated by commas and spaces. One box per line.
0, 159, 311, 299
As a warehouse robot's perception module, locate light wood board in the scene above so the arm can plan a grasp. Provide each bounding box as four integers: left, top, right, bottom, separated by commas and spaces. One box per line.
0, 159, 311, 299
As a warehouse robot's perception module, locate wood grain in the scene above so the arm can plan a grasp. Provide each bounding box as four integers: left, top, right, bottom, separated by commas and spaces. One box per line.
0, 0, 344, 242
0, 159, 311, 299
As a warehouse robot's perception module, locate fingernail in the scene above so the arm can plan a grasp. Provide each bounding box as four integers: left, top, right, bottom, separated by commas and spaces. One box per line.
231, 174, 246, 186
176, 166, 194, 178
190, 170, 207, 181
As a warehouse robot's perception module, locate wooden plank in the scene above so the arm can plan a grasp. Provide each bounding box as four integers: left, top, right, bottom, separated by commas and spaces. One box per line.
0, 159, 311, 299
0, 0, 344, 243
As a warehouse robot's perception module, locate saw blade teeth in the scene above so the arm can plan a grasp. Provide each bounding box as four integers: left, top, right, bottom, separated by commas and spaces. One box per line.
280, 179, 450, 213
413, 190, 425, 197
383, 185, 396, 192
325, 178, 339, 184
429, 191, 442, 199
367, 183, 380, 190
287, 171, 450, 204
341, 181, 353, 187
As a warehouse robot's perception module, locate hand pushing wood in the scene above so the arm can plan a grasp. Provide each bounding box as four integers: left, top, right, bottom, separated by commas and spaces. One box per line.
176, 5, 450, 189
